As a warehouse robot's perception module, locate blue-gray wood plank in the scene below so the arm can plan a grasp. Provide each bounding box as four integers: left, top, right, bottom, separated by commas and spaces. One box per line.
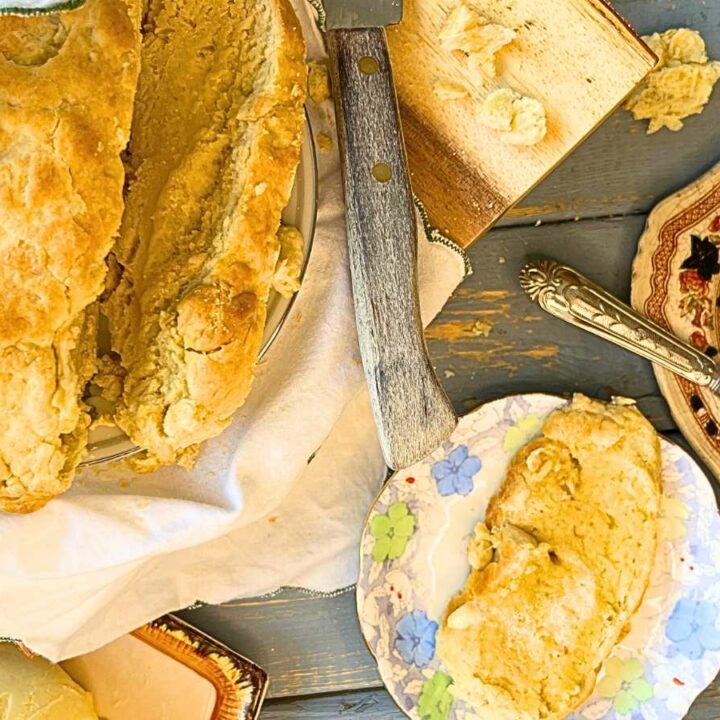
181, 0, 720, 716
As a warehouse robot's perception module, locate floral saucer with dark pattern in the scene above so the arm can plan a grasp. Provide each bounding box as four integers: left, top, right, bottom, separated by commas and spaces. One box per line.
632, 161, 720, 479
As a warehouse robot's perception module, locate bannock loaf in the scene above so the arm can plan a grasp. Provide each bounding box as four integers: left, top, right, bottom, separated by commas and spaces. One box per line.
437, 395, 662, 720
0, 0, 141, 512
105, 0, 307, 468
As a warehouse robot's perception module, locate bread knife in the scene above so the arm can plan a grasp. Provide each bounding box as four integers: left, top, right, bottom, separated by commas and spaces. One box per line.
322, 0, 458, 469
520, 260, 720, 393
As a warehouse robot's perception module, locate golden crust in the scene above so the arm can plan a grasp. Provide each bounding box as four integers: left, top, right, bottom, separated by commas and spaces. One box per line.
437, 395, 662, 720
0, 3, 141, 347
104, 0, 307, 466
0, 0, 142, 513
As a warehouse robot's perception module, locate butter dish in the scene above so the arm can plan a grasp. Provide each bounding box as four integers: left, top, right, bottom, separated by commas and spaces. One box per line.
61, 615, 267, 720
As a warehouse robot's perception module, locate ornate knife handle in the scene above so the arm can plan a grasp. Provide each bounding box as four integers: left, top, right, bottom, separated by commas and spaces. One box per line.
519, 260, 720, 393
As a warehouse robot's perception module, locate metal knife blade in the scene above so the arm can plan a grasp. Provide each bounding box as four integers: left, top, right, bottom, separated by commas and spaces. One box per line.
323, 0, 402, 30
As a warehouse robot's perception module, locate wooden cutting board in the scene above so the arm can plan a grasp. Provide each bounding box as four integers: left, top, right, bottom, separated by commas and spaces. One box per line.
387, 0, 656, 249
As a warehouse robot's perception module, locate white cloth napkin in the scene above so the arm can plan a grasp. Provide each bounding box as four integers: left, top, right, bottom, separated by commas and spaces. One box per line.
0, 1, 467, 661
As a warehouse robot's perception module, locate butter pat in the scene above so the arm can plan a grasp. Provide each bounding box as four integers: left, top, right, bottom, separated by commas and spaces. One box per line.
0, 644, 98, 719
479, 88, 547, 145
439, 3, 515, 82
624, 28, 720, 134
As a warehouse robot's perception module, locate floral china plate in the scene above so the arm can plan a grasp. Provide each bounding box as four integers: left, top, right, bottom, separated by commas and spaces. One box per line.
632, 160, 720, 478
357, 394, 720, 720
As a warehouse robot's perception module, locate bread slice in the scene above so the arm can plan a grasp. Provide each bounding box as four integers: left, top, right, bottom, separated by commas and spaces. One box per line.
104, 0, 307, 468
0, 0, 141, 512
437, 395, 661, 720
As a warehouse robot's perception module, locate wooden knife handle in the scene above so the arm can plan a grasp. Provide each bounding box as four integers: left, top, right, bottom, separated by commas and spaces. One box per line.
327, 27, 457, 469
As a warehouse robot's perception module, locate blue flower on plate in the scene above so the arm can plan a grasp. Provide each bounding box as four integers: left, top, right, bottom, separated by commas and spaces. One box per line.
395, 610, 438, 667
431, 445, 481, 497
666, 598, 720, 659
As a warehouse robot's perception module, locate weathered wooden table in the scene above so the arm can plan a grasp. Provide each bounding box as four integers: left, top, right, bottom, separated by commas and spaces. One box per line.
179, 1, 720, 716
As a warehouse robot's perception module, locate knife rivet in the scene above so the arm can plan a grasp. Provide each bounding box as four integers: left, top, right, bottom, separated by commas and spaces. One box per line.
372, 162, 392, 183
358, 56, 380, 75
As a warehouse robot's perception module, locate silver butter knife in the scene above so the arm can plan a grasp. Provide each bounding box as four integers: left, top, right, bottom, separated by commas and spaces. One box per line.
322, 0, 457, 468
519, 260, 720, 394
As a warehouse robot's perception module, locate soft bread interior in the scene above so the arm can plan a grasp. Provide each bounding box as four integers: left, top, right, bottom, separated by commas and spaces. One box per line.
104, 0, 306, 468
437, 395, 662, 720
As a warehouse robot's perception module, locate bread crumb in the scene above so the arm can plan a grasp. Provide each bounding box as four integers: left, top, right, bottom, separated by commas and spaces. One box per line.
439, 3, 515, 83
86, 354, 125, 427
127, 451, 161, 474
479, 88, 547, 145
467, 522, 494, 569
471, 319, 493, 337
433, 78, 471, 100
624, 28, 720, 134
308, 61, 331, 104
273, 225, 304, 298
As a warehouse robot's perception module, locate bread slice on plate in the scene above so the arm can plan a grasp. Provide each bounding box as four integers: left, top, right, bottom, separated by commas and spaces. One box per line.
437, 395, 662, 720
0, 0, 142, 512
104, 0, 307, 469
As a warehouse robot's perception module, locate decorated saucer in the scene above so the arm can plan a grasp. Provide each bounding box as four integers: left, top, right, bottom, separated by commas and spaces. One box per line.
357, 393, 720, 720
632, 161, 720, 479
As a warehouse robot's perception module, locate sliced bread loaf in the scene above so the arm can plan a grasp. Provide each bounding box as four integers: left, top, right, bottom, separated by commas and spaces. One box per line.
437, 395, 661, 720
0, 0, 141, 512
105, 0, 307, 467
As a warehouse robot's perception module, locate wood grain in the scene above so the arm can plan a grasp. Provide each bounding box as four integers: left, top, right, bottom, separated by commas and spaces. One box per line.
427, 214, 676, 430
261, 688, 398, 717
260, 681, 720, 718
387, 0, 656, 247
422, 0, 720, 229
327, 28, 457, 469
502, 94, 720, 227
178, 589, 380, 699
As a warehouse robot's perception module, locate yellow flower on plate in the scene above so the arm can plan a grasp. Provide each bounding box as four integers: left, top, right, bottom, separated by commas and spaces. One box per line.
597, 657, 653, 715
661, 496, 690, 540
502, 414, 544, 455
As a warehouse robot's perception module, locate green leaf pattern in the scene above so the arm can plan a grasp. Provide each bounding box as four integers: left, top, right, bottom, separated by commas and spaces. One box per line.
597, 657, 653, 715
370, 502, 416, 562
417, 671, 454, 720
